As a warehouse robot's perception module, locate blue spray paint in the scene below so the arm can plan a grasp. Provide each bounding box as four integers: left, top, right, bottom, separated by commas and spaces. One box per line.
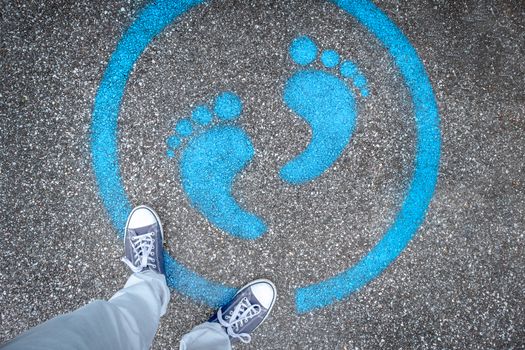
91, 0, 236, 307
175, 118, 193, 136
214, 91, 243, 120
191, 105, 213, 126
281, 36, 360, 184
166, 92, 268, 240
340, 60, 369, 97
295, 0, 441, 313
282, 71, 356, 184
91, 0, 440, 312
321, 50, 340, 68
167, 135, 182, 149
289, 36, 318, 65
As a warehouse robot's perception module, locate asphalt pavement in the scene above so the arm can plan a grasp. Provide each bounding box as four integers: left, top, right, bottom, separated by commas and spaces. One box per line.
1, 0, 524, 348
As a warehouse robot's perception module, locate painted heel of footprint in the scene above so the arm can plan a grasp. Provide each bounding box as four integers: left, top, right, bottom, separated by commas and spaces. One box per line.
166, 92, 267, 240
281, 35, 369, 184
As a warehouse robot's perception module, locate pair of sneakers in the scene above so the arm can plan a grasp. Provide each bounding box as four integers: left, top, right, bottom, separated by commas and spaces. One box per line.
121, 205, 277, 344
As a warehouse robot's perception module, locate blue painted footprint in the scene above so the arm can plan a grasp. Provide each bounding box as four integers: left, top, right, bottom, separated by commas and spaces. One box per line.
166, 92, 267, 240
281, 35, 369, 184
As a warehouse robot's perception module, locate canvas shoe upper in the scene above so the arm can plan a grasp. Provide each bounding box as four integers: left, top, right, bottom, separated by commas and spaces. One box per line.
121, 205, 165, 275
209, 279, 277, 344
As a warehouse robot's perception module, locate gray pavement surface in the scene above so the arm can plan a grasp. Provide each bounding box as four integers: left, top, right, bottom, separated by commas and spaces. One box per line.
1, 0, 524, 349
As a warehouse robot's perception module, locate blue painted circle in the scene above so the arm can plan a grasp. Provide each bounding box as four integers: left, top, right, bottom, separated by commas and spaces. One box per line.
289, 35, 318, 66
214, 92, 242, 120
91, 0, 440, 313
321, 50, 340, 68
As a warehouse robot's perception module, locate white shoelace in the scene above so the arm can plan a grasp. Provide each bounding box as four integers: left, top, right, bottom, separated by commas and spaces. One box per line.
217, 297, 262, 344
121, 232, 157, 273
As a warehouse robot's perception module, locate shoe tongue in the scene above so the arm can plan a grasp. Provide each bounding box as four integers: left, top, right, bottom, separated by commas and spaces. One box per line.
130, 223, 157, 236
245, 292, 266, 313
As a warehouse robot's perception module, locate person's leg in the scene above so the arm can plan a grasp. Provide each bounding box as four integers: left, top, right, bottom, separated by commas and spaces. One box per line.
179, 322, 232, 350
3, 205, 169, 350
179, 279, 277, 350
107, 270, 170, 348
3, 271, 169, 350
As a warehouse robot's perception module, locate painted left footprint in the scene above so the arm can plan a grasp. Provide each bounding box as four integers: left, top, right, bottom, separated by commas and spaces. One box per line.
166, 92, 267, 240
281, 35, 369, 184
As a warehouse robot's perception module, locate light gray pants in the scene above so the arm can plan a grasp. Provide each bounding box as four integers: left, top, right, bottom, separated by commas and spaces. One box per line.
2, 271, 231, 350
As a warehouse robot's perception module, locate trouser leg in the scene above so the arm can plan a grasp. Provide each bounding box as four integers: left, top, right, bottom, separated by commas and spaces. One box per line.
3, 271, 170, 350
179, 322, 232, 350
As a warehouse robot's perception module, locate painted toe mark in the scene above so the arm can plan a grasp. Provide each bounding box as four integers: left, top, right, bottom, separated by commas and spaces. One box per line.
289, 35, 318, 66
214, 92, 242, 120
341, 60, 369, 97
321, 50, 340, 68
191, 105, 213, 126
175, 118, 193, 136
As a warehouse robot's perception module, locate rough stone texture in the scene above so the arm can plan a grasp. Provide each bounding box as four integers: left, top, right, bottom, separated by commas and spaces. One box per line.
1, 0, 524, 349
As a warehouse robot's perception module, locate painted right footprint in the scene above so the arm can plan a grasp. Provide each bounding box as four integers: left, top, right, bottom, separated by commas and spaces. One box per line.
165, 91, 267, 240
281, 35, 369, 184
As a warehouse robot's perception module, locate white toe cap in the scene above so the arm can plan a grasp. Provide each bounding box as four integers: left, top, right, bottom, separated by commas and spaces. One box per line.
250, 281, 276, 309
128, 206, 157, 229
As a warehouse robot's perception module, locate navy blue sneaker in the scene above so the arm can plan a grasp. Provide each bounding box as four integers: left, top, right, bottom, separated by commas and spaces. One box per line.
210, 279, 277, 344
121, 205, 165, 275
